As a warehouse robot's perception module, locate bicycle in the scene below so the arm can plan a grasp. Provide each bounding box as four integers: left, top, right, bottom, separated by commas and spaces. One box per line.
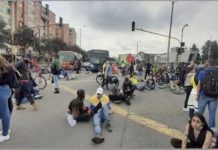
158, 80, 185, 95
96, 71, 119, 86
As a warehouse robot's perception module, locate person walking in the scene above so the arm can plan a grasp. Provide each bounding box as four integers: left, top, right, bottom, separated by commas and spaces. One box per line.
51, 54, 61, 93
101, 61, 113, 90
90, 87, 112, 144
183, 65, 195, 111
0, 55, 15, 143
197, 58, 218, 128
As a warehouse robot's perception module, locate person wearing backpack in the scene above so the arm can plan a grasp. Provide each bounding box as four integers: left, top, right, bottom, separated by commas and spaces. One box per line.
51, 54, 61, 93
197, 58, 218, 128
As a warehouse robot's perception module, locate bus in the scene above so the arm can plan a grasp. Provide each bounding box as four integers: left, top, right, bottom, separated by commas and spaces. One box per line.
58, 51, 77, 70
87, 49, 109, 72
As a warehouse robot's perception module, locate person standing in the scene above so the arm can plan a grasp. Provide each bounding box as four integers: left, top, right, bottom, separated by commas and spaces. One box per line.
197, 58, 218, 128
90, 87, 112, 144
0, 55, 14, 143
51, 54, 61, 93
183, 65, 195, 111
129, 61, 134, 78
101, 61, 113, 90
144, 60, 152, 80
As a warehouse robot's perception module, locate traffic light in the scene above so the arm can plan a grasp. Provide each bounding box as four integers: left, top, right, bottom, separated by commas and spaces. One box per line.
131, 21, 135, 31
59, 17, 63, 27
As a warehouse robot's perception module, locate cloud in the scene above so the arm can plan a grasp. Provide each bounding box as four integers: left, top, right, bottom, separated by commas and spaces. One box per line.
43, 1, 218, 57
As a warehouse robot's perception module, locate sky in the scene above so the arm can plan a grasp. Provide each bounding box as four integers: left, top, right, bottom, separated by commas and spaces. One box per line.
42, 1, 218, 57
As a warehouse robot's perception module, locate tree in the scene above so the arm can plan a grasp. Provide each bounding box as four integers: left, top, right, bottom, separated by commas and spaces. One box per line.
190, 43, 201, 63
0, 19, 11, 48
202, 40, 218, 61
14, 25, 35, 54
44, 38, 67, 54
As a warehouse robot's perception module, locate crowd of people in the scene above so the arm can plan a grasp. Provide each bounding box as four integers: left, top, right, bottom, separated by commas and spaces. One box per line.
1, 52, 218, 148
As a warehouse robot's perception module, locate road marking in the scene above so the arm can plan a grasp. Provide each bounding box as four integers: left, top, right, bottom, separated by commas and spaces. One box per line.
60, 84, 185, 140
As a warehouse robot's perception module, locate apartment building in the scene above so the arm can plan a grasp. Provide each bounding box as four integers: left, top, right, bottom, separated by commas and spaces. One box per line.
0, 1, 11, 29
69, 27, 76, 46
1, 1, 77, 54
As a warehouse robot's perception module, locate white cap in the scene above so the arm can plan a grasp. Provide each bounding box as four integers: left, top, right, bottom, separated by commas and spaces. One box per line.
96, 87, 103, 95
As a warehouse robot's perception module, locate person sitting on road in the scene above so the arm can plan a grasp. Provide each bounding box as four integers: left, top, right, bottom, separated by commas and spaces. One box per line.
90, 87, 112, 144
171, 112, 213, 149
67, 89, 91, 125
59, 67, 69, 80
108, 78, 131, 105
122, 77, 135, 99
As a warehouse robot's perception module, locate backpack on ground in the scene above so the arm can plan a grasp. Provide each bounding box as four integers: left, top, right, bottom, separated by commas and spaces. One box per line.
201, 68, 218, 98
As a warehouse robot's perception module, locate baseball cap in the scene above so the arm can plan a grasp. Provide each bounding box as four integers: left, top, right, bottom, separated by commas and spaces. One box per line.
96, 87, 103, 95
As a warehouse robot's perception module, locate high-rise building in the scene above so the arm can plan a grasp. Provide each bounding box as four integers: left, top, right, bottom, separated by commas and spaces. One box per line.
69, 27, 76, 46
0, 1, 11, 29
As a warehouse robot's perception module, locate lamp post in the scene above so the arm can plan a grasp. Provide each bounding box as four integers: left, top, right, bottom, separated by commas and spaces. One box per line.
181, 24, 188, 44
166, 1, 174, 67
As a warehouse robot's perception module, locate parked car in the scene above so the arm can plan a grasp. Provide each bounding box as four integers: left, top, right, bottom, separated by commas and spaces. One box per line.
82, 62, 100, 72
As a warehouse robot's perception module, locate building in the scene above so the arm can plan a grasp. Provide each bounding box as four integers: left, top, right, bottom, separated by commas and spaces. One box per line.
0, 1, 11, 29
1, 1, 77, 55
69, 27, 76, 46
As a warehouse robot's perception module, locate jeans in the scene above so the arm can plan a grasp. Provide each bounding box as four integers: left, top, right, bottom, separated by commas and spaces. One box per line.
198, 95, 218, 128
93, 105, 110, 136
53, 75, 59, 89
0, 85, 12, 136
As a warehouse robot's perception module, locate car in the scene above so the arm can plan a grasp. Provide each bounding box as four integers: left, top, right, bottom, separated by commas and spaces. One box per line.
82, 62, 92, 71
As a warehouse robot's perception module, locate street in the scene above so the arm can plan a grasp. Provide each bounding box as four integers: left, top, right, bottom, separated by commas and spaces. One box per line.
0, 72, 216, 148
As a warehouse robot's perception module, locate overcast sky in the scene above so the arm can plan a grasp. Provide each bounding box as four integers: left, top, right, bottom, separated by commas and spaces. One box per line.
42, 1, 218, 57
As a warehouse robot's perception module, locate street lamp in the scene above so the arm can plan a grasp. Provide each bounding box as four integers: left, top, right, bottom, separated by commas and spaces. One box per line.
79, 25, 86, 49
181, 24, 188, 45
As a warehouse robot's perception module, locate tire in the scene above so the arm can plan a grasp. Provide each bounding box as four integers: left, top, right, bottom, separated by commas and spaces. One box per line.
171, 87, 185, 94
34, 75, 47, 90
96, 75, 104, 85
146, 78, 155, 90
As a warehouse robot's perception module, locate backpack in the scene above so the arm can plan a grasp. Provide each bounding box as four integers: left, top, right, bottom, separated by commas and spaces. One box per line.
201, 68, 218, 98
51, 63, 61, 75
10, 69, 21, 89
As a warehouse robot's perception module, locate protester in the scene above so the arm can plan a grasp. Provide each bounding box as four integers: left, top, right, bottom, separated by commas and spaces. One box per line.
171, 112, 213, 148
197, 58, 218, 128
90, 87, 112, 144
187, 67, 198, 120
14, 57, 39, 110
51, 54, 61, 93
144, 60, 152, 79
108, 78, 131, 105
68, 89, 91, 124
0, 55, 15, 143
122, 77, 135, 99
101, 61, 113, 90
183, 64, 195, 111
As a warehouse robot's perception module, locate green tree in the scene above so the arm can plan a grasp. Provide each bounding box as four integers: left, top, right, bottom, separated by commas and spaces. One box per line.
0, 19, 11, 48
44, 38, 67, 54
190, 43, 201, 63
14, 25, 35, 53
202, 40, 218, 61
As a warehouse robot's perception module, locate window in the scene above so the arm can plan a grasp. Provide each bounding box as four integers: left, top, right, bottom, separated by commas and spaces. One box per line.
19, 21, 23, 27
6, 8, 10, 15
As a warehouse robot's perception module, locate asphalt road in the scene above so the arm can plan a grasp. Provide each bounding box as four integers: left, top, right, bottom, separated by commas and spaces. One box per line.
0, 72, 217, 148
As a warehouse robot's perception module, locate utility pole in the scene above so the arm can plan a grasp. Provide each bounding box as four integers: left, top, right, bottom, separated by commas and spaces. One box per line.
136, 41, 138, 54
166, 1, 174, 67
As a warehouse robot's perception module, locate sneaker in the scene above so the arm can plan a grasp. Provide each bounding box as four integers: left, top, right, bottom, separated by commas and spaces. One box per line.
0, 134, 10, 143
91, 136, 104, 144
106, 123, 112, 132
32, 103, 39, 110
34, 95, 43, 99
16, 105, 26, 110
54, 90, 60, 94
183, 107, 189, 111
125, 99, 131, 105
0, 129, 10, 135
